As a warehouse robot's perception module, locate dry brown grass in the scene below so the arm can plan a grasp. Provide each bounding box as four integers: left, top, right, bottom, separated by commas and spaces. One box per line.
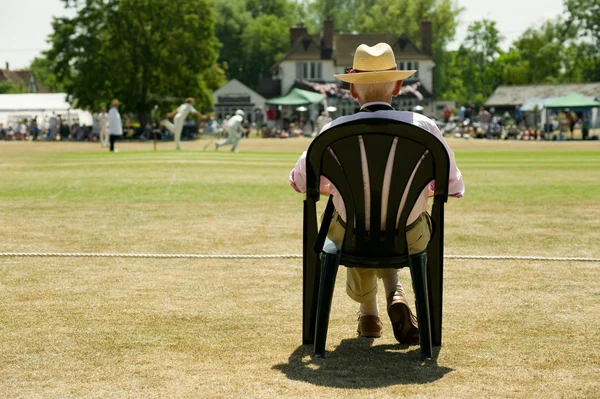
1, 139, 599, 398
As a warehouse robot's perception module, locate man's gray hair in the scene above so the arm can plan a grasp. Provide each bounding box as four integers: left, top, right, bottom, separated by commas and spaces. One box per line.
353, 82, 396, 102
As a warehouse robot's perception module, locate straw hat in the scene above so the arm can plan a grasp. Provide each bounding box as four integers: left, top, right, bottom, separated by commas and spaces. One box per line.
334, 43, 416, 84
110, 99, 120, 107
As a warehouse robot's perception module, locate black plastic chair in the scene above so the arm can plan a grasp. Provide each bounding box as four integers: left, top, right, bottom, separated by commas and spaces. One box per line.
301, 119, 450, 361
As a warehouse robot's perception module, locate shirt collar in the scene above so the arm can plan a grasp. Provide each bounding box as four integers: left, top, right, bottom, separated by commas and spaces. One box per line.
360, 101, 394, 110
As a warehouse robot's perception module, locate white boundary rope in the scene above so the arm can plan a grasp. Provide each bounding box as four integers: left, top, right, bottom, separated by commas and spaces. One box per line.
0, 253, 599, 262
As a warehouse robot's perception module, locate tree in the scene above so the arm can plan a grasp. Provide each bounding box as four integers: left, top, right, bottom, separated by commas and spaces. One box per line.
565, 0, 600, 81
304, 0, 361, 33
240, 15, 290, 88
214, 0, 297, 88
214, 0, 252, 81
46, 0, 223, 122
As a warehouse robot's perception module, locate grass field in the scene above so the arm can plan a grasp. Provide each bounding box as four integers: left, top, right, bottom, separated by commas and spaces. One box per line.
1, 138, 599, 398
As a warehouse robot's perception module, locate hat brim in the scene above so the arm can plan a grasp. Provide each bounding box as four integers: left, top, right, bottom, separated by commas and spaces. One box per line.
334, 70, 416, 84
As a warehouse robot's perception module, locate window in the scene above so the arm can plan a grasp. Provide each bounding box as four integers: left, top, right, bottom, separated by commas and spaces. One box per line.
297, 62, 323, 80
397, 61, 419, 78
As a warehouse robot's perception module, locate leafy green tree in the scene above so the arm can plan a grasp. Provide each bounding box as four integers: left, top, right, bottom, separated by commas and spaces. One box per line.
47, 0, 223, 122
214, 0, 252, 80
240, 15, 290, 88
215, 0, 297, 88
303, 0, 361, 33
246, 0, 296, 19
565, 0, 600, 81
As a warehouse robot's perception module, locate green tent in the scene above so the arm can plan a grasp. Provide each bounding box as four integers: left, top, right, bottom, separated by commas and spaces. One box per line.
545, 92, 600, 109
265, 88, 325, 106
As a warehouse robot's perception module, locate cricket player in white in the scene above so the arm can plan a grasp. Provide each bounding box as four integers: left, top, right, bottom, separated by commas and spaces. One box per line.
98, 107, 109, 147
161, 97, 204, 150
216, 109, 244, 152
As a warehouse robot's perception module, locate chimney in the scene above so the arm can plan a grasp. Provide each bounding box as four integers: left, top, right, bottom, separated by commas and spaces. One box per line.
5, 62, 8, 71
323, 17, 334, 49
290, 24, 308, 46
421, 20, 432, 56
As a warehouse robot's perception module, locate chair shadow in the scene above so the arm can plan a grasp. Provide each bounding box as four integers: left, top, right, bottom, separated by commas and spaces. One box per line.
273, 339, 453, 389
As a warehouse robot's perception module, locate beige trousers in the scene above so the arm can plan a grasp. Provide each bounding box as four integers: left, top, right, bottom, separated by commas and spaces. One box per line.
327, 212, 432, 303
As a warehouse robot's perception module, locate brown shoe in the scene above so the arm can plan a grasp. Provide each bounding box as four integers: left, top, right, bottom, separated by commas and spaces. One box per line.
357, 315, 383, 338
387, 289, 420, 345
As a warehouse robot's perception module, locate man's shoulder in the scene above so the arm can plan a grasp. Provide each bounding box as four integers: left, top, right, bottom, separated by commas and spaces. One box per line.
321, 111, 438, 134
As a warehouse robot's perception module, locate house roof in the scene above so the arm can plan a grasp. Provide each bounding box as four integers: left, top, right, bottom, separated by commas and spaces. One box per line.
333, 34, 430, 66
486, 83, 600, 107
0, 69, 49, 93
281, 33, 431, 67
284, 35, 324, 61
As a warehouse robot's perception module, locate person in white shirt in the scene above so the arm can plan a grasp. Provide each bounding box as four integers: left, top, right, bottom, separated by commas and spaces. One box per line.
161, 97, 204, 150
215, 109, 244, 152
97, 107, 109, 147
108, 99, 123, 152
47, 113, 58, 140
315, 111, 332, 135
289, 43, 465, 344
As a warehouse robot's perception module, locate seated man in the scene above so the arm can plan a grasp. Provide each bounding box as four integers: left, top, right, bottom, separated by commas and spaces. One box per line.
289, 43, 465, 344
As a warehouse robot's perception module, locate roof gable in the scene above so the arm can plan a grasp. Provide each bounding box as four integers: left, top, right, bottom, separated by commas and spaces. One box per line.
284, 35, 323, 61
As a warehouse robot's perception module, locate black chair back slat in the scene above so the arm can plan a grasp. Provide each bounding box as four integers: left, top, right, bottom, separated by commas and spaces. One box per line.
361, 134, 396, 249
329, 138, 368, 248
383, 140, 429, 249
393, 152, 435, 252
320, 150, 357, 251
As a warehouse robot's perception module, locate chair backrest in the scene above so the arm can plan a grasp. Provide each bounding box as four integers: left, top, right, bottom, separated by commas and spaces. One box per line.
305, 119, 450, 259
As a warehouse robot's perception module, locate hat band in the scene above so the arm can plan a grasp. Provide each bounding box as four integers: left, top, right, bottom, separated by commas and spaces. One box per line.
345, 66, 398, 74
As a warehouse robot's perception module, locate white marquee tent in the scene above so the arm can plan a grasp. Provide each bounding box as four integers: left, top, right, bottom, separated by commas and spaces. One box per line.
0, 93, 93, 127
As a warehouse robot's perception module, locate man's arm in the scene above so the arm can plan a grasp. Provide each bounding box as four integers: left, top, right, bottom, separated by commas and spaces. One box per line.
289, 151, 332, 196
421, 119, 465, 198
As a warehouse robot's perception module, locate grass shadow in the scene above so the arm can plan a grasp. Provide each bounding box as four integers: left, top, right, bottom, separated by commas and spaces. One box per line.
273, 339, 453, 388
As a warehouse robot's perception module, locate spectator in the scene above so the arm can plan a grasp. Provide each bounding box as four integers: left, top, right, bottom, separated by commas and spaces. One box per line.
458, 104, 465, 122
108, 99, 123, 152
582, 116, 591, 140
98, 107, 109, 147
266, 106, 276, 130
47, 112, 58, 140
515, 105, 524, 128
30, 118, 40, 141
443, 104, 452, 123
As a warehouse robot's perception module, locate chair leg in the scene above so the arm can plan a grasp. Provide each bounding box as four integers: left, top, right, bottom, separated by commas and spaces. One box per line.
303, 249, 320, 345
303, 200, 320, 345
427, 250, 443, 347
428, 201, 444, 346
410, 252, 433, 361
314, 252, 340, 358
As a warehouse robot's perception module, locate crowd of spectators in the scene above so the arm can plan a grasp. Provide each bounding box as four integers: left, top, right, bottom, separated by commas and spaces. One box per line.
437, 104, 596, 141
